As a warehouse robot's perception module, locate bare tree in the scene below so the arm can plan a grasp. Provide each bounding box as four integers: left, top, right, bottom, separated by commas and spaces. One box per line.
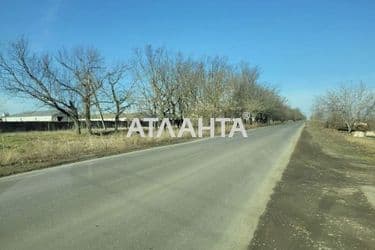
228, 63, 261, 117
56, 47, 105, 134
91, 78, 107, 130
202, 57, 230, 117
1, 39, 305, 134
312, 82, 375, 132
0, 39, 82, 134
102, 64, 134, 131
132, 45, 174, 119
132, 46, 304, 123
173, 55, 201, 119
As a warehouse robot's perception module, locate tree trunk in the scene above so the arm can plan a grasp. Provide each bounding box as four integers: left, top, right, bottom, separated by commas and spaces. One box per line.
97, 109, 106, 131
114, 101, 121, 132
73, 118, 81, 135
345, 121, 352, 133
114, 114, 120, 132
93, 92, 106, 131
84, 98, 92, 134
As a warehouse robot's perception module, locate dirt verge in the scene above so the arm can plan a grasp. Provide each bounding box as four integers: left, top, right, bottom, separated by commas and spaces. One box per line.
249, 125, 375, 249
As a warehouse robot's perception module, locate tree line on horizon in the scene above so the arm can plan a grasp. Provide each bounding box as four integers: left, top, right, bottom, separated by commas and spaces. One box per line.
0, 38, 305, 134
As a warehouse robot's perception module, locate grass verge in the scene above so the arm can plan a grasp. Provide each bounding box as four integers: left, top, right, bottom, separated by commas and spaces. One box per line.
0, 129, 196, 177
0, 123, 260, 177
249, 122, 375, 249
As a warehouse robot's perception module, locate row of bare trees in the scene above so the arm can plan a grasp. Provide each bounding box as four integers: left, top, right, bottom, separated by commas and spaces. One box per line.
0, 39, 132, 134
311, 82, 375, 132
0, 39, 304, 134
133, 45, 305, 122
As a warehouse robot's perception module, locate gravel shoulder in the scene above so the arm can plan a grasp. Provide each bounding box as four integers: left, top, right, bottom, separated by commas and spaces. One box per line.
249, 123, 375, 249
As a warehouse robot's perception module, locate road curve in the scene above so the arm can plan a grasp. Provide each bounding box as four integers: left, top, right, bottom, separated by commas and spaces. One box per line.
0, 122, 304, 250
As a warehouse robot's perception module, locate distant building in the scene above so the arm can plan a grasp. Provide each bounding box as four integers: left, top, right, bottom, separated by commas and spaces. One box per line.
1, 110, 69, 122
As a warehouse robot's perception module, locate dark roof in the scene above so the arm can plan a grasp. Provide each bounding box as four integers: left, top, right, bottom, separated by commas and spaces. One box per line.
8, 110, 64, 117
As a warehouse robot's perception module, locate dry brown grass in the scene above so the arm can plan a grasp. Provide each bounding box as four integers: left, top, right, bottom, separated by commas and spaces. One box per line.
307, 121, 375, 164
0, 129, 194, 177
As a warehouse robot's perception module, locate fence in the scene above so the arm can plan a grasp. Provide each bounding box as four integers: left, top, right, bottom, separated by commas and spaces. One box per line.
0, 121, 128, 133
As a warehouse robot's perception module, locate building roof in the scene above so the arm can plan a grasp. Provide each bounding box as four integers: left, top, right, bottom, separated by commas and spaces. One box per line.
7, 110, 64, 117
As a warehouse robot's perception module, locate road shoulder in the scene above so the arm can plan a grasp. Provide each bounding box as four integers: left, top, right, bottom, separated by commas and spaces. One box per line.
249, 124, 375, 249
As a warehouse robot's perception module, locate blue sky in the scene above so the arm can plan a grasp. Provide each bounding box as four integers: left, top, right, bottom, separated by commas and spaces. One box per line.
1, 0, 375, 116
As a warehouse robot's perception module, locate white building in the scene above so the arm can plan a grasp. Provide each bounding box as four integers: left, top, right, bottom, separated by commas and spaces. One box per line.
1, 110, 69, 122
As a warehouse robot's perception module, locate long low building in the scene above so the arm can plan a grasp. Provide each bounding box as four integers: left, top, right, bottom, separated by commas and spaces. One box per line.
1, 110, 69, 122
1, 111, 127, 122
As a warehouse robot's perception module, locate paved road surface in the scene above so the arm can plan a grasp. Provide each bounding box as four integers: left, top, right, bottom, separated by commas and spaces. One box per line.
0, 122, 303, 250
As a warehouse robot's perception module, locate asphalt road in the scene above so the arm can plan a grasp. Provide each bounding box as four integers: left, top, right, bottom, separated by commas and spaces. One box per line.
0, 122, 304, 250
